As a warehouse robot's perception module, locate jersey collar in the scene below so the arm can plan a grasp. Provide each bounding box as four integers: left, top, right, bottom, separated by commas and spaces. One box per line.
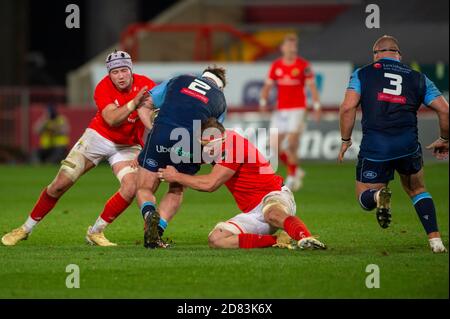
379, 57, 400, 62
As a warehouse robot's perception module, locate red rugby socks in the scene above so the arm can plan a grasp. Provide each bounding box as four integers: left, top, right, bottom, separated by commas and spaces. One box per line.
283, 216, 311, 240
238, 233, 277, 249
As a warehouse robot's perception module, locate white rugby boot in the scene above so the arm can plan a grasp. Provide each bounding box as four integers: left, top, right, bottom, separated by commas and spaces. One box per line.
429, 238, 447, 253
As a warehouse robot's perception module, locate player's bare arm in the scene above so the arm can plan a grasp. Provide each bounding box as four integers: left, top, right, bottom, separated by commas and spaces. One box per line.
259, 79, 274, 112
101, 86, 148, 127
426, 96, 449, 159
306, 78, 322, 122
137, 95, 156, 130
158, 164, 235, 193
338, 89, 360, 162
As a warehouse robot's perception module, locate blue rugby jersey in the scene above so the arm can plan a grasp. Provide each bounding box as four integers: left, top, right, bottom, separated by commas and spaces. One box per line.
149, 74, 227, 130
347, 58, 441, 160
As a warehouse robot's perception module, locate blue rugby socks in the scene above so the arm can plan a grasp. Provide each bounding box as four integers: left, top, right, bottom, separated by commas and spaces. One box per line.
411, 192, 438, 234
141, 201, 156, 219
141, 201, 169, 236
359, 189, 378, 210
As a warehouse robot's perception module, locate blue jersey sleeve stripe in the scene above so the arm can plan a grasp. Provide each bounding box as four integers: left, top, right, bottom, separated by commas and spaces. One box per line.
424, 75, 442, 106
347, 69, 361, 94
411, 192, 432, 205
150, 80, 170, 109
217, 110, 226, 123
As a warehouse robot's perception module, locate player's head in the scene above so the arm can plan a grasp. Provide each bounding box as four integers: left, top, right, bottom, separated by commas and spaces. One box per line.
372, 35, 402, 62
280, 33, 298, 58
199, 117, 226, 161
105, 50, 133, 91
202, 65, 227, 90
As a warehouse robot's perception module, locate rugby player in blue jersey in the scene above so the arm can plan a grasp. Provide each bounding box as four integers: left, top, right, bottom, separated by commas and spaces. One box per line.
136, 66, 228, 248
338, 35, 448, 253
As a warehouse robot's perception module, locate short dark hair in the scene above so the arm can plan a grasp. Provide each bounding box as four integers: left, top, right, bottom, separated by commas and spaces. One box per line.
201, 117, 225, 135
203, 65, 227, 88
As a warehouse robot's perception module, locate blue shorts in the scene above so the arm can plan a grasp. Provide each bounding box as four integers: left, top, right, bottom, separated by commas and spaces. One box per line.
356, 148, 423, 184
138, 123, 201, 175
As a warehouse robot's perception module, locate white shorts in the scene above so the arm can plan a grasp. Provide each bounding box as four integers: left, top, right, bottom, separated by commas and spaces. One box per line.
270, 108, 307, 134
211, 186, 297, 236
69, 128, 141, 166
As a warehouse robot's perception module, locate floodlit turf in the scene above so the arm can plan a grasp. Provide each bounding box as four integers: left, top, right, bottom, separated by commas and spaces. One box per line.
0, 162, 448, 298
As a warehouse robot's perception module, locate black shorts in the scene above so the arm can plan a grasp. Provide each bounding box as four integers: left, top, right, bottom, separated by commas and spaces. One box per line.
138, 123, 201, 176
356, 148, 423, 184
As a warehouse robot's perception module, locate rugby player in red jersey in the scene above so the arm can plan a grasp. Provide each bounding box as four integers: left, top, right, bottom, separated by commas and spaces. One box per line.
158, 118, 326, 250
260, 33, 322, 191
2, 50, 156, 247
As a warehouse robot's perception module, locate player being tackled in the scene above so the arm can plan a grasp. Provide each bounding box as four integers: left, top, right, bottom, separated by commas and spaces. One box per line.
158, 118, 326, 250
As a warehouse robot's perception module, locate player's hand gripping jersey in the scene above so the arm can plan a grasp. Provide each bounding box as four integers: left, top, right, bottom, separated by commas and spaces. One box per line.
348, 58, 442, 160
138, 74, 227, 174
89, 74, 156, 147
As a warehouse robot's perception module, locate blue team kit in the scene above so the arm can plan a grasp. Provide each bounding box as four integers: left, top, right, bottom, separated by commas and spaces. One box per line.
138, 74, 227, 175
347, 58, 442, 183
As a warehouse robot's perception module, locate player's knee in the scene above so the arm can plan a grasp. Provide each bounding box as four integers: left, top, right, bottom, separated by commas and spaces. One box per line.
208, 232, 222, 248
208, 229, 230, 248
58, 150, 86, 183
168, 182, 184, 195
264, 209, 280, 225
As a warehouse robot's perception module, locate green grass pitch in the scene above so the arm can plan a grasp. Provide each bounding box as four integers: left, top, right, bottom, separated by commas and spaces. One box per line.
0, 162, 448, 298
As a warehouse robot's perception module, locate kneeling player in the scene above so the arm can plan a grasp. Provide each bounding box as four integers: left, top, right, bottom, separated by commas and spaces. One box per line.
158, 118, 326, 250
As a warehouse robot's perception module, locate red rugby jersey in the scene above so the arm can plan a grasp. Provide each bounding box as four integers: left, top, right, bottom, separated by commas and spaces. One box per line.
216, 130, 283, 213
88, 74, 156, 146
268, 56, 314, 109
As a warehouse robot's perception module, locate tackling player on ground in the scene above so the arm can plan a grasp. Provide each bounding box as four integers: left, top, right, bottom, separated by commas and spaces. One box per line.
158, 118, 326, 250
338, 35, 448, 253
260, 33, 322, 191
136, 66, 227, 248
2, 51, 156, 247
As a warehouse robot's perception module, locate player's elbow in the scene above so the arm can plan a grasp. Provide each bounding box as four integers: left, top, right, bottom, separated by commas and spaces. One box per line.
103, 116, 121, 127
204, 180, 220, 193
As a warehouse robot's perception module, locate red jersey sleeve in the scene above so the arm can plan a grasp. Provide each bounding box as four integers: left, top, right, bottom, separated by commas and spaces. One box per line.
268, 61, 278, 81
143, 77, 156, 90
93, 80, 114, 111
216, 147, 241, 171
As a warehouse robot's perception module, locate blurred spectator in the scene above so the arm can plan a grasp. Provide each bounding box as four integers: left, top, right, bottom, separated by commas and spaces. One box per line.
33, 105, 70, 164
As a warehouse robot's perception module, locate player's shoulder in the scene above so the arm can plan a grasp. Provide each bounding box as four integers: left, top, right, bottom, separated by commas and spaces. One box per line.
271, 58, 284, 67
133, 73, 156, 87
96, 75, 111, 87
94, 75, 113, 94
295, 56, 310, 66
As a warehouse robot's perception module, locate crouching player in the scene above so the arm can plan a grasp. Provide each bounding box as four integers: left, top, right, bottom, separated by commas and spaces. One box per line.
158, 118, 326, 250
2, 50, 156, 247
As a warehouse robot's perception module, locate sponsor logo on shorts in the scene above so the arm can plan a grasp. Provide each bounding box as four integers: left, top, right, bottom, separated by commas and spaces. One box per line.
145, 158, 158, 168
156, 145, 193, 158
363, 171, 378, 179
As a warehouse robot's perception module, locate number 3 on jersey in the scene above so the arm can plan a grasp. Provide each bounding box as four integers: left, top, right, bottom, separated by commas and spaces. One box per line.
188, 79, 211, 95
383, 73, 402, 96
